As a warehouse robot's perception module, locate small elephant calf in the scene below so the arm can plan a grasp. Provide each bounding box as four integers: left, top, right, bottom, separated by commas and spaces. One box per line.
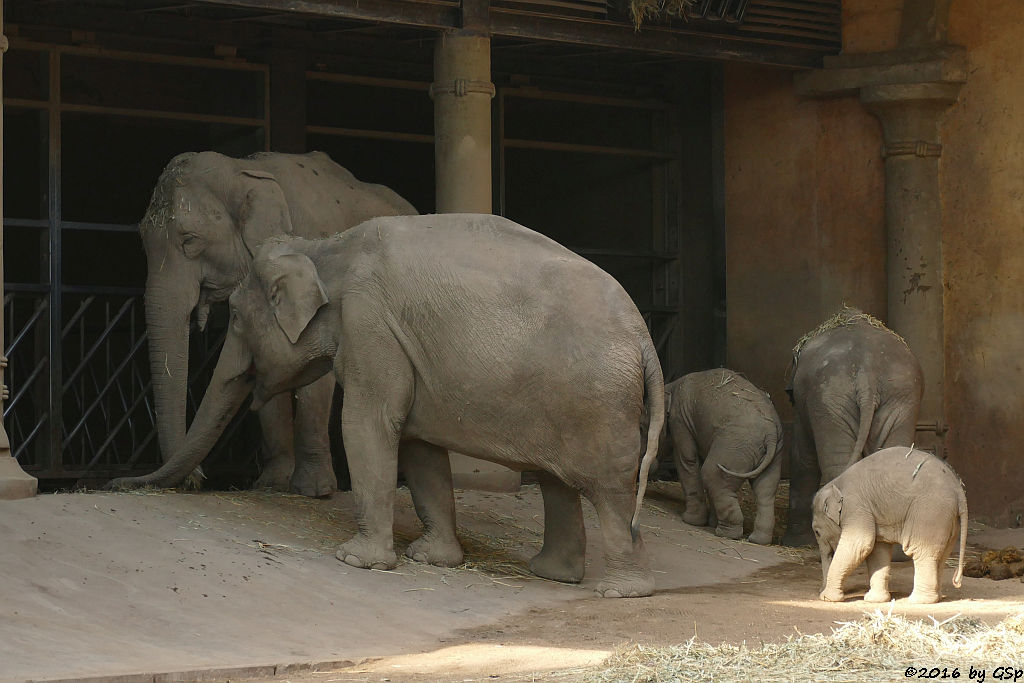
663, 369, 783, 544
813, 446, 968, 604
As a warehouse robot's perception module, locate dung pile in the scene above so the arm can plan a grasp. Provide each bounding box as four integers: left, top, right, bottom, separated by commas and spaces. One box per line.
963, 546, 1024, 580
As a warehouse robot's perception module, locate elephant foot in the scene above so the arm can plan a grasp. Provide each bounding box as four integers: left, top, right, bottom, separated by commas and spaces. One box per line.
529, 547, 585, 584
864, 588, 892, 603
781, 529, 816, 547
336, 536, 398, 571
595, 568, 655, 598
747, 530, 772, 545
682, 505, 708, 527
405, 534, 464, 568
290, 461, 337, 498
714, 523, 744, 541
819, 587, 845, 602
254, 465, 293, 492
106, 476, 149, 491
907, 590, 939, 604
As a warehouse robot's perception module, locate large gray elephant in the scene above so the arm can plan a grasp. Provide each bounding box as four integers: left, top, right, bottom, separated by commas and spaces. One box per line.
113, 213, 665, 598
664, 369, 782, 545
781, 307, 924, 547
140, 150, 415, 495
813, 446, 967, 604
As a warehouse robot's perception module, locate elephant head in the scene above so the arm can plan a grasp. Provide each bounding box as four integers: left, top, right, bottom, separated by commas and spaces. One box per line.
811, 483, 843, 587
112, 237, 336, 490
140, 152, 296, 461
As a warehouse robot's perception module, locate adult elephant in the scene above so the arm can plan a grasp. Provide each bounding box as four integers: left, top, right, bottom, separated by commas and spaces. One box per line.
780, 307, 924, 547
141, 150, 416, 495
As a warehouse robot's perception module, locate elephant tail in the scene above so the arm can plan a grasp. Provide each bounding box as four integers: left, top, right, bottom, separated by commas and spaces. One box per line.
847, 375, 876, 470
631, 334, 665, 541
718, 426, 781, 480
953, 482, 968, 588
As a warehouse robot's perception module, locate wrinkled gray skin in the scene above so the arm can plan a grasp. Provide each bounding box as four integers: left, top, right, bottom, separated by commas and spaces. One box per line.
664, 369, 782, 544
813, 446, 967, 604
113, 214, 665, 598
782, 317, 924, 547
140, 150, 416, 495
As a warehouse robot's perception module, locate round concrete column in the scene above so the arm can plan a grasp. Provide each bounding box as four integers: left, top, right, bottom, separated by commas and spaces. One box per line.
0, 0, 38, 499
431, 31, 519, 491
863, 81, 961, 457
432, 32, 493, 213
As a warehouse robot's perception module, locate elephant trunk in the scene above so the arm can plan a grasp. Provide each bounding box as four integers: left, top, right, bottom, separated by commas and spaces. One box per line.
115, 331, 254, 489
145, 271, 200, 462
819, 541, 834, 590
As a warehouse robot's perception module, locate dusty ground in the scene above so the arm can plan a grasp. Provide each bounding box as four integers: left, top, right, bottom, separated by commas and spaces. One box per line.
1, 482, 1022, 683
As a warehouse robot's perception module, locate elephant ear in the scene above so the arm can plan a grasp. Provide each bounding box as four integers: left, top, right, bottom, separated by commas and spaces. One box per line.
254, 246, 328, 344
237, 169, 294, 254
822, 485, 843, 526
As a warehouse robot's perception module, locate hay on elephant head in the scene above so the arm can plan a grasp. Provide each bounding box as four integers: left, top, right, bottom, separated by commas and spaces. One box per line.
553, 610, 1024, 683
792, 305, 908, 360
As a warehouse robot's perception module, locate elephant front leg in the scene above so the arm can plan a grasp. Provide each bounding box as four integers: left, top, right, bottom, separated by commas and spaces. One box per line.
747, 456, 782, 545
254, 392, 296, 491
863, 541, 893, 602
820, 525, 874, 602
401, 440, 463, 567
291, 374, 338, 497
529, 471, 586, 583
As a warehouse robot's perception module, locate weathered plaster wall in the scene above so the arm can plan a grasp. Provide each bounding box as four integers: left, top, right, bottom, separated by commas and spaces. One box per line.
724, 0, 1024, 525
723, 65, 886, 422
943, 0, 1024, 525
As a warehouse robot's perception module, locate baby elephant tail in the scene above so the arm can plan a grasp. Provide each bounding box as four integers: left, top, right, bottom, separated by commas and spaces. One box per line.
631, 334, 665, 541
953, 481, 969, 588
718, 428, 782, 480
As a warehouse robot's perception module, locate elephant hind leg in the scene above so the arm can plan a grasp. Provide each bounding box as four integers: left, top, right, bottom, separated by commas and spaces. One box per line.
529, 471, 586, 583
670, 426, 707, 527
585, 482, 653, 598
401, 440, 463, 567
908, 553, 943, 603
701, 444, 744, 541
747, 455, 782, 545
782, 416, 820, 547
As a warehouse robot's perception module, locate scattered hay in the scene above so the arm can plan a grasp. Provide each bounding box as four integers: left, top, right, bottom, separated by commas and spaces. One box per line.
628, 0, 697, 28
792, 305, 908, 360
532, 609, 1024, 683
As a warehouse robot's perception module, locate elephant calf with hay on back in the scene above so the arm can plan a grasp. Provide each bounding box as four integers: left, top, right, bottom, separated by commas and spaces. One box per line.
813, 446, 967, 604
663, 369, 783, 544
140, 150, 416, 496
782, 306, 924, 547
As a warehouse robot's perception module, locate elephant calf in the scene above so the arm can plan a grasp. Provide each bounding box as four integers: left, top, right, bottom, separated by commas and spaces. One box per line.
813, 446, 967, 604
664, 369, 782, 544
783, 307, 924, 547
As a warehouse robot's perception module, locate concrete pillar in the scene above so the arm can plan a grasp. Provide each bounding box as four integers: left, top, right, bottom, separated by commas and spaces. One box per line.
0, 0, 38, 500
430, 30, 519, 491
862, 82, 961, 455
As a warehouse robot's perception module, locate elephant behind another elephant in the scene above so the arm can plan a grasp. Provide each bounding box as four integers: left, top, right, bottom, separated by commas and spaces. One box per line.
663, 369, 783, 545
782, 307, 924, 547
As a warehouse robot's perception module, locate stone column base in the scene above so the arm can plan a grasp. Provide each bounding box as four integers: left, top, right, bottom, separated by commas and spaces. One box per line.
0, 456, 37, 500
449, 452, 521, 492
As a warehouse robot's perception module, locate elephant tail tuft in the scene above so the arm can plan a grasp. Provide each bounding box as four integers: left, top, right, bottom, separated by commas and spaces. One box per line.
953, 482, 968, 589
631, 333, 665, 542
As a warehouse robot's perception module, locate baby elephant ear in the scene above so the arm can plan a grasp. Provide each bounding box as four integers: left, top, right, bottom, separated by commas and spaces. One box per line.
823, 485, 844, 526
255, 249, 328, 344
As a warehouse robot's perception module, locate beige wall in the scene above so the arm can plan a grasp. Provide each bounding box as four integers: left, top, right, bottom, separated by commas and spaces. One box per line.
723, 0, 1024, 524
943, 0, 1024, 525
723, 64, 886, 422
